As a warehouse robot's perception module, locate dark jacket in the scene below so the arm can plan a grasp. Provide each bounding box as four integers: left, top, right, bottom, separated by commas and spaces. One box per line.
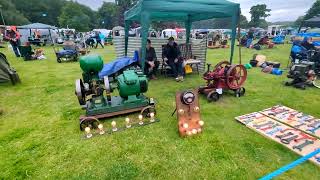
146, 47, 157, 62
139, 47, 157, 62
95, 33, 101, 41
248, 31, 254, 39
6, 31, 20, 46
163, 42, 181, 61
301, 41, 315, 51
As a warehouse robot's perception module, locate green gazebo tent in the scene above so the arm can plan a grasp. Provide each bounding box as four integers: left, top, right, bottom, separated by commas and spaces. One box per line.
124, 0, 240, 68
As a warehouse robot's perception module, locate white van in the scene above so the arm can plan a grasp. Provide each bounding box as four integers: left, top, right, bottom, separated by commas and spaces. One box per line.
161, 29, 177, 39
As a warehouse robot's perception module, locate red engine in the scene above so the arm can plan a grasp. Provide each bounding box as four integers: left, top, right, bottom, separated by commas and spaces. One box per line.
199, 61, 247, 101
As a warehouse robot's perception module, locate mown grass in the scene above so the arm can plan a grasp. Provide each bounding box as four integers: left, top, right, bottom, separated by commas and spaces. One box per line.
0, 42, 319, 179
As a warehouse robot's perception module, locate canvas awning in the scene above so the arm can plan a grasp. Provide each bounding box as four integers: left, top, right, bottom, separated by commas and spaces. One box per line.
304, 15, 320, 28
18, 23, 57, 29
17, 23, 57, 44
124, 0, 240, 67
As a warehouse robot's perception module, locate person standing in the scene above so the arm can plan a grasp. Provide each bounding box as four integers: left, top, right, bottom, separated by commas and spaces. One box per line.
99, 32, 105, 45
5, 26, 21, 57
163, 37, 184, 82
246, 28, 254, 48
95, 32, 104, 49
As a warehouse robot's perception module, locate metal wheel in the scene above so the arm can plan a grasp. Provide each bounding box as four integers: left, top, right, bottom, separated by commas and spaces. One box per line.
226, 65, 247, 90
214, 61, 230, 69
80, 117, 100, 131
73, 55, 78, 62
313, 75, 320, 88
207, 91, 220, 102
75, 79, 86, 105
57, 57, 62, 63
234, 87, 246, 97
141, 106, 156, 118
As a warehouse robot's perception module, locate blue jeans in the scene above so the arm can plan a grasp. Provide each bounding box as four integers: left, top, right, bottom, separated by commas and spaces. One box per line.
246, 38, 253, 48
167, 60, 183, 78
11, 43, 20, 57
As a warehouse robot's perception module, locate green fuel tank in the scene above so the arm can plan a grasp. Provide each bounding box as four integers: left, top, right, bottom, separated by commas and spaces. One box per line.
117, 70, 148, 98
79, 55, 104, 73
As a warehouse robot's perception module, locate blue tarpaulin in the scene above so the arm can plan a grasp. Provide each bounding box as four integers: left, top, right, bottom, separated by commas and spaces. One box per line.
291, 45, 304, 54
98, 51, 139, 78
272, 35, 285, 44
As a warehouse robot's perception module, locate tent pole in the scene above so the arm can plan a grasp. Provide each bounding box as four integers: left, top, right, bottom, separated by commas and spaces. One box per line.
49, 29, 53, 44
298, 22, 303, 33
140, 12, 150, 71
230, 8, 239, 64
237, 11, 242, 65
124, 21, 130, 56
185, 15, 191, 44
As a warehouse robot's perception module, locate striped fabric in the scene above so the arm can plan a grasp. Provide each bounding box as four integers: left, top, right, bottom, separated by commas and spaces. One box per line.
113, 37, 208, 72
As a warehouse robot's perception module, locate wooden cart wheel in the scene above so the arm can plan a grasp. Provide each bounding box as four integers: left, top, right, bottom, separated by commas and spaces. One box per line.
141, 106, 156, 118
75, 79, 86, 105
226, 65, 247, 90
80, 117, 100, 131
214, 61, 230, 69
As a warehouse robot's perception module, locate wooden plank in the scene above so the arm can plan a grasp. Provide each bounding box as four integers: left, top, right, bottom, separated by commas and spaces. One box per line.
79, 107, 145, 121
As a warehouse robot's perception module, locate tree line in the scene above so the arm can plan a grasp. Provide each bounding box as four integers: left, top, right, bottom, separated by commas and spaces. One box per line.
294, 0, 320, 27
0, 0, 137, 31
0, 0, 318, 31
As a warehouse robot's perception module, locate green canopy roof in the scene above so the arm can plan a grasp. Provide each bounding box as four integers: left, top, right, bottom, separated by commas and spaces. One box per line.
124, 0, 240, 67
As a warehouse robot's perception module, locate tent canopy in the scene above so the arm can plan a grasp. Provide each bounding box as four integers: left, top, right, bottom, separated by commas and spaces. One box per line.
18, 23, 57, 29
124, 0, 240, 67
304, 15, 320, 28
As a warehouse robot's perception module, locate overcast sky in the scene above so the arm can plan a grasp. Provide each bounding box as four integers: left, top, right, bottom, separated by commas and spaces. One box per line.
76, 0, 316, 22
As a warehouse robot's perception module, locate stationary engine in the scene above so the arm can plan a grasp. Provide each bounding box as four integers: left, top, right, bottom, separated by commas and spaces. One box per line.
199, 61, 247, 101
75, 55, 155, 130
285, 62, 316, 90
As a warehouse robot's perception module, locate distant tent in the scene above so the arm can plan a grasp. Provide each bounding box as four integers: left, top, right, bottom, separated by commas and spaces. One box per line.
17, 23, 57, 44
304, 15, 320, 27
299, 15, 320, 32
18, 23, 57, 30
0, 53, 20, 85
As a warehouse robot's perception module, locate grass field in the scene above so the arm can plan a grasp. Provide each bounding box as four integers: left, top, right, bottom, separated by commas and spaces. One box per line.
0, 42, 319, 179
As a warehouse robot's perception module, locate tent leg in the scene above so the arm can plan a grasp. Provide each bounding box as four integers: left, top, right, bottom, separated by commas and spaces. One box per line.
237, 13, 242, 65
140, 12, 150, 71
185, 15, 191, 44
229, 10, 239, 64
124, 21, 130, 56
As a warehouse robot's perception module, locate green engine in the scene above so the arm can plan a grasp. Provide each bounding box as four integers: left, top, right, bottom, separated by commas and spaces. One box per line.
75, 55, 154, 130
79, 55, 104, 83
117, 70, 148, 98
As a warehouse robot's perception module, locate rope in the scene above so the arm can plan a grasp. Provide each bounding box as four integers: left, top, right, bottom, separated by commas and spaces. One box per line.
259, 148, 320, 180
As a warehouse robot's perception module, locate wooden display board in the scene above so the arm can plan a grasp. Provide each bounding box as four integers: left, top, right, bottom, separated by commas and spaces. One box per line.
260, 105, 320, 139
176, 90, 203, 137
235, 112, 320, 166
